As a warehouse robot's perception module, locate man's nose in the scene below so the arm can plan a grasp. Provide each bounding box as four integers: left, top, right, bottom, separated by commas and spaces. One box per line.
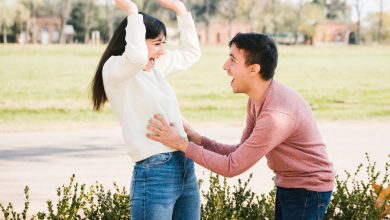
223, 61, 231, 75
223, 60, 228, 70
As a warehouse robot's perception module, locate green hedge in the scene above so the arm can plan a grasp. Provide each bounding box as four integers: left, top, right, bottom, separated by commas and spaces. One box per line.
1, 153, 389, 220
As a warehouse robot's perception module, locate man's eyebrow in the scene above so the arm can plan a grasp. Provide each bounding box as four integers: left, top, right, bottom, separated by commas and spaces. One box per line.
229, 53, 236, 60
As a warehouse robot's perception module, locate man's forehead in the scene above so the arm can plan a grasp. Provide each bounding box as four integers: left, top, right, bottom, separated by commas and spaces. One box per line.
229, 44, 245, 58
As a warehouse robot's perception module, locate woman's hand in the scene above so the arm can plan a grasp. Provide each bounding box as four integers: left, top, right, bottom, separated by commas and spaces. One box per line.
115, 0, 138, 15
146, 114, 189, 152
182, 118, 202, 145
158, 0, 187, 16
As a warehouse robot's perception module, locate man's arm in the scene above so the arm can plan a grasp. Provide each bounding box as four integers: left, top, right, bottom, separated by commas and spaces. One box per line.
184, 111, 296, 177
184, 99, 256, 156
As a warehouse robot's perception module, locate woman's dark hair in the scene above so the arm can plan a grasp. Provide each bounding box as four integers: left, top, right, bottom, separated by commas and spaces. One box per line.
91, 12, 167, 111
229, 33, 278, 80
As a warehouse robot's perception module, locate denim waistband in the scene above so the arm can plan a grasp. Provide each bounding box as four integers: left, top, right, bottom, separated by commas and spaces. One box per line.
135, 151, 184, 166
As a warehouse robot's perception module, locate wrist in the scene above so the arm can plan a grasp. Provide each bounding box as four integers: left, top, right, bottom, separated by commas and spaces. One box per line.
177, 138, 189, 152
194, 135, 202, 145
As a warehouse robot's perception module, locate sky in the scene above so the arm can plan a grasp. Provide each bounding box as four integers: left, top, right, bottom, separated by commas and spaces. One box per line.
284, 0, 390, 22
347, 0, 390, 22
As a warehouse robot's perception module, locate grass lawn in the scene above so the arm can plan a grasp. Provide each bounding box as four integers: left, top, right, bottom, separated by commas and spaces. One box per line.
1, 44, 390, 131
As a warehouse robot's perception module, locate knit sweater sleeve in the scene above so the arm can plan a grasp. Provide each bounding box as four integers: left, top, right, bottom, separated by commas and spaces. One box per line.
199, 99, 256, 155
154, 12, 201, 76
103, 14, 148, 85
185, 110, 296, 177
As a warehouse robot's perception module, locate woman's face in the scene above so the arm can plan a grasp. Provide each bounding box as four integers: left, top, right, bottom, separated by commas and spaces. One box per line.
144, 34, 166, 71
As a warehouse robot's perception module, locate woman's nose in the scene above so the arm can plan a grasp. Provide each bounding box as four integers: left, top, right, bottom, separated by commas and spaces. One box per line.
159, 47, 165, 56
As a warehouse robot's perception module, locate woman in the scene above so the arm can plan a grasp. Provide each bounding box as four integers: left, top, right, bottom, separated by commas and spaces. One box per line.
90, 0, 201, 219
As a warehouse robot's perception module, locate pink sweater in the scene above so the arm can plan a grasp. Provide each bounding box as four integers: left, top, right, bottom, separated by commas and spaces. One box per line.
185, 80, 335, 192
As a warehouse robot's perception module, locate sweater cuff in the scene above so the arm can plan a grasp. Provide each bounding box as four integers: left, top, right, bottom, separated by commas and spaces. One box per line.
184, 142, 202, 160
177, 12, 194, 28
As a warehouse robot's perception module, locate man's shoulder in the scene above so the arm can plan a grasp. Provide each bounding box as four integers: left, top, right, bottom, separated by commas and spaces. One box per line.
264, 81, 307, 116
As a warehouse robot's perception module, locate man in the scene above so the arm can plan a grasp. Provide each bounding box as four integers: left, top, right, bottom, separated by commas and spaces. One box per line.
146, 33, 335, 219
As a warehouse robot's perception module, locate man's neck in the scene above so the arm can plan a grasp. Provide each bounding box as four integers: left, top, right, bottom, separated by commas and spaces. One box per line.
247, 79, 272, 102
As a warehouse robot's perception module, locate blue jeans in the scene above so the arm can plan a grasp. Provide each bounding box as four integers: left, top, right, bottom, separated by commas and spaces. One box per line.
275, 187, 332, 220
130, 151, 200, 220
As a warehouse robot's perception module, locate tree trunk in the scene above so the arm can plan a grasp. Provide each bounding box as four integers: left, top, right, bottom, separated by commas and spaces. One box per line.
294, 0, 305, 44
271, 0, 279, 37
84, 0, 94, 44
59, 0, 73, 44
228, 19, 232, 39
142, 0, 150, 12
31, 1, 37, 44
355, 0, 361, 44
3, 27, 7, 44
205, 20, 209, 44
204, 0, 209, 43
378, 0, 384, 43
106, 0, 114, 41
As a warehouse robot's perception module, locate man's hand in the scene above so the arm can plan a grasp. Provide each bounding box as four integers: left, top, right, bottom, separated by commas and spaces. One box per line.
158, 0, 187, 16
146, 114, 189, 152
182, 118, 202, 145
115, 0, 138, 15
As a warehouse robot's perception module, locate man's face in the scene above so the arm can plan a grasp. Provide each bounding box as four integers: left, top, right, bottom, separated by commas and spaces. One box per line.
223, 44, 252, 94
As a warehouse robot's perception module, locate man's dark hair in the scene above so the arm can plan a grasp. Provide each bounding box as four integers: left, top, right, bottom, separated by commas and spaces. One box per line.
229, 33, 278, 80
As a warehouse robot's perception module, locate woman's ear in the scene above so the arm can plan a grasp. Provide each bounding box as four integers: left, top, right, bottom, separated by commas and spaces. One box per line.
250, 64, 261, 77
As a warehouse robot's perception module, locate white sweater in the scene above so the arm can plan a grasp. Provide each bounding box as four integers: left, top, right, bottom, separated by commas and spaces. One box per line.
102, 13, 200, 162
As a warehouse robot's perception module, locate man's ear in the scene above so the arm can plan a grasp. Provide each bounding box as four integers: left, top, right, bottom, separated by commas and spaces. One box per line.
250, 64, 261, 76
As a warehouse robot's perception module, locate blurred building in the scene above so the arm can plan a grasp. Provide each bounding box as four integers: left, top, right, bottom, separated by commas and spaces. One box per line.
35, 17, 61, 44
313, 21, 358, 46
17, 17, 75, 44
196, 20, 252, 44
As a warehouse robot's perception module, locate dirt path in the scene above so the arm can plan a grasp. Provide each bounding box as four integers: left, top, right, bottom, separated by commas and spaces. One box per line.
0, 121, 389, 215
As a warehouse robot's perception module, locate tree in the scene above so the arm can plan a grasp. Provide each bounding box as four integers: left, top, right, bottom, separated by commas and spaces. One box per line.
132, 0, 160, 14
325, 0, 350, 20
368, 0, 389, 43
68, 1, 86, 42
59, 0, 73, 44
0, 1, 16, 43
20, 0, 43, 43
238, 0, 258, 32
83, 0, 96, 43
14, 2, 30, 43
293, 0, 308, 44
271, 0, 280, 36
300, 2, 324, 43
219, 0, 239, 39
106, 0, 114, 41
352, 0, 365, 44
191, 0, 220, 43
378, 0, 384, 43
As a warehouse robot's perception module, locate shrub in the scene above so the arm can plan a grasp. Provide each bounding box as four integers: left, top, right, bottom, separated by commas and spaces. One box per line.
200, 173, 275, 219
324, 153, 389, 220
1, 153, 388, 219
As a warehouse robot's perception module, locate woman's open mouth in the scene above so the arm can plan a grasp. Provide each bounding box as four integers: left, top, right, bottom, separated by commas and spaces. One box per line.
149, 58, 155, 66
